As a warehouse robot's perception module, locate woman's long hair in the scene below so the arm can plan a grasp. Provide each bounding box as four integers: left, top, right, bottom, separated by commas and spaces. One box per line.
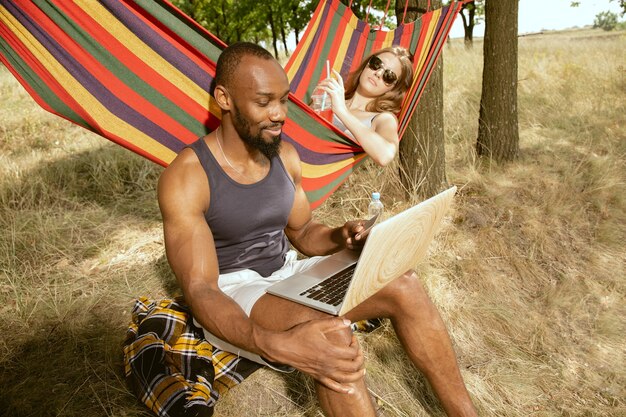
344, 46, 414, 114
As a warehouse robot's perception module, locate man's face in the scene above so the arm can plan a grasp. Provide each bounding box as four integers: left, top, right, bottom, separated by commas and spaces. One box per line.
227, 56, 290, 159
231, 101, 282, 159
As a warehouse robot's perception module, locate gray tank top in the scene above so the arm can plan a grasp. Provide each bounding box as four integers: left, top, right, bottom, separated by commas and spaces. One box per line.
190, 138, 295, 277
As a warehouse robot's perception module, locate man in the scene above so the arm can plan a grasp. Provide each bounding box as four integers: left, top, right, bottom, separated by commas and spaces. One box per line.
158, 42, 477, 417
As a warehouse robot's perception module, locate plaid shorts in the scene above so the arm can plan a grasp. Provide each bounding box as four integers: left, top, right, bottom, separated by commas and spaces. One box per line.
123, 297, 261, 417
123, 297, 384, 416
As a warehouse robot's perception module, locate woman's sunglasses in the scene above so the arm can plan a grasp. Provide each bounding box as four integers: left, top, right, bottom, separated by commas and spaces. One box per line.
367, 55, 398, 86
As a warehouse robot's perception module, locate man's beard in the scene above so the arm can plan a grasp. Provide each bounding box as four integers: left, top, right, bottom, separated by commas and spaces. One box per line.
232, 106, 282, 159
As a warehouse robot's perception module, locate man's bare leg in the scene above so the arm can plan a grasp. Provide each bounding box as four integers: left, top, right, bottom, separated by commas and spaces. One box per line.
251, 294, 377, 417
346, 271, 478, 417
250, 270, 477, 417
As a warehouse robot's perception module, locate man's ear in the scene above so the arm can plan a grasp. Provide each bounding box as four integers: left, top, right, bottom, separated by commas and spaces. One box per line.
214, 85, 231, 111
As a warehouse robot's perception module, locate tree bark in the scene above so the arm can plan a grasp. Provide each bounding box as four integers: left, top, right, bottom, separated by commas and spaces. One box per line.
396, 0, 447, 199
279, 14, 289, 57
463, 3, 475, 48
476, 0, 519, 162
267, 7, 279, 58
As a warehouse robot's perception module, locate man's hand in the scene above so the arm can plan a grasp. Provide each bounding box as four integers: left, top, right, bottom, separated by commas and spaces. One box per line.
263, 317, 365, 393
342, 220, 368, 250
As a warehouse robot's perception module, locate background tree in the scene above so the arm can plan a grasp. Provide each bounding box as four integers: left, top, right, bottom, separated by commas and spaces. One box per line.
611, 0, 626, 16
594, 10, 619, 30
396, 0, 447, 198
476, 0, 519, 162
348, 0, 397, 26
288, 1, 317, 43
458, 1, 484, 48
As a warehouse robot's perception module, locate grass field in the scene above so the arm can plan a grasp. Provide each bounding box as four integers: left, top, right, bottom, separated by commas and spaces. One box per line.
0, 28, 624, 416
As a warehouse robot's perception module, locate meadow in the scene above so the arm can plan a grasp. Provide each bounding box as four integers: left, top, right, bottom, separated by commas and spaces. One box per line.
0, 28, 624, 416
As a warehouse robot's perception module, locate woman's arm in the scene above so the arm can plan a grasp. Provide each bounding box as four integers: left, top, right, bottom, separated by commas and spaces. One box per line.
318, 70, 399, 166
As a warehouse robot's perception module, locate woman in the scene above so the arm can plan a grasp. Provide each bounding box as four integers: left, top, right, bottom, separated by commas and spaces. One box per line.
315, 46, 414, 166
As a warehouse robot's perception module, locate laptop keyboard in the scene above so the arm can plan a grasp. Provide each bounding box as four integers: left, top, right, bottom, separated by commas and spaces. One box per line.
299, 265, 356, 306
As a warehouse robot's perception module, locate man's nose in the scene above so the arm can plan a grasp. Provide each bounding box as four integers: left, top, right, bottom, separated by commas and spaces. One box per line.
270, 103, 287, 121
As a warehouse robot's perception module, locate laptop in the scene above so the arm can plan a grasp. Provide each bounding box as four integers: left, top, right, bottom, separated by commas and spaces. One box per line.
267, 186, 457, 316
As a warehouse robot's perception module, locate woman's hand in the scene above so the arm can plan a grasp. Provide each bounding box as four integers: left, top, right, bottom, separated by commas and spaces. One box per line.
318, 69, 348, 115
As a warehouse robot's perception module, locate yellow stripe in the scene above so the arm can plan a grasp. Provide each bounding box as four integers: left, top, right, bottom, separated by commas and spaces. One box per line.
301, 154, 365, 178
383, 29, 395, 48
0, 5, 176, 164
286, 2, 324, 80
403, 8, 441, 105
414, 8, 441, 78
334, 14, 359, 71
77, 1, 211, 112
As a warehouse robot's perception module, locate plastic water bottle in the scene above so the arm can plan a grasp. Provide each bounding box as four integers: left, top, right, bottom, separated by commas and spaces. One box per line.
368, 192, 384, 219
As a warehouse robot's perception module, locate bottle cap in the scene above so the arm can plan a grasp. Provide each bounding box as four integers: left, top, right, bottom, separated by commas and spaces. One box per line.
372, 192, 380, 200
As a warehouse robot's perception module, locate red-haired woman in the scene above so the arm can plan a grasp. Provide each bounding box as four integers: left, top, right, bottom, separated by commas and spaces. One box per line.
315, 46, 414, 166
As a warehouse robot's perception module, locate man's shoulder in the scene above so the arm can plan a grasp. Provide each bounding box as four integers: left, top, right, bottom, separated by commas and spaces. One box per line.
163, 142, 204, 176
278, 140, 301, 166
278, 139, 301, 178
159, 145, 205, 191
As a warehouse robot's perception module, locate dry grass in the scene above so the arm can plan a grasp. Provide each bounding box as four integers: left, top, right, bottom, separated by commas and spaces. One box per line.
1, 27, 624, 416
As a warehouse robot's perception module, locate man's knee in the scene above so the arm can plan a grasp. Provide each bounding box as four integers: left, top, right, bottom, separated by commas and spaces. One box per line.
386, 270, 432, 307
324, 322, 353, 346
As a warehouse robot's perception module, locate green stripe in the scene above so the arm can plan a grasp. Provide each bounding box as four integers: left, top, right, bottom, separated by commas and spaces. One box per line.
303, 0, 347, 103
139, 0, 224, 61
305, 157, 367, 203
34, 0, 207, 136
0, 35, 90, 129
409, 17, 423, 53
289, 102, 356, 147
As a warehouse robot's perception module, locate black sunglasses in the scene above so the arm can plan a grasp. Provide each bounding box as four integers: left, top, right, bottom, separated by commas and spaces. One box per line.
367, 55, 398, 86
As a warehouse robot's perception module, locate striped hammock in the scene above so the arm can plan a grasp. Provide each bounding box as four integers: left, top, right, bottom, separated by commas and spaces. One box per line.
0, 0, 465, 208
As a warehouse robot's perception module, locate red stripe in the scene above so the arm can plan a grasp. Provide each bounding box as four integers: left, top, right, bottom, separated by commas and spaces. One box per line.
119, 1, 214, 74
325, 6, 349, 80
284, 0, 326, 74
372, 28, 386, 52
1, 14, 171, 167
302, 158, 360, 190
293, 1, 337, 98
19, 2, 199, 145
54, 2, 211, 132
154, 0, 228, 50
399, 21, 415, 51
414, 12, 434, 80
284, 118, 357, 154
0, 45, 60, 118
349, 24, 370, 74
0, 21, 99, 127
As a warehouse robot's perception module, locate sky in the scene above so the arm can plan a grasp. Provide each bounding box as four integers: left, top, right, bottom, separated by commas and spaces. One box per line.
448, 0, 624, 38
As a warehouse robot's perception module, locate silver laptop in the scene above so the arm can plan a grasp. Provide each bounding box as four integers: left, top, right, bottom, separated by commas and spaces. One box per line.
267, 186, 457, 316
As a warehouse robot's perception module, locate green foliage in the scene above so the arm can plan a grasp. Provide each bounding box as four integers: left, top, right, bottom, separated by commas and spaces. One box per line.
170, 0, 399, 57
611, 0, 626, 16
345, 0, 397, 28
593, 10, 619, 31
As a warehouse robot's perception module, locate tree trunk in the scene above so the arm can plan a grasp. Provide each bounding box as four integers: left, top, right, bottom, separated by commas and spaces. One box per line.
476, 0, 519, 162
396, 0, 447, 199
279, 14, 290, 57
267, 8, 279, 58
463, 4, 475, 48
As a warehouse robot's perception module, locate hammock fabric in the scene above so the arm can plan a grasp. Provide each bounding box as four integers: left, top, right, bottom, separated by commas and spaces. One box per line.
0, 0, 465, 209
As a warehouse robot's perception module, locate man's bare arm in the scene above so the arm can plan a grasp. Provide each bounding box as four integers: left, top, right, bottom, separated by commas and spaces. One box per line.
158, 149, 265, 350
280, 142, 366, 256
158, 147, 361, 388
